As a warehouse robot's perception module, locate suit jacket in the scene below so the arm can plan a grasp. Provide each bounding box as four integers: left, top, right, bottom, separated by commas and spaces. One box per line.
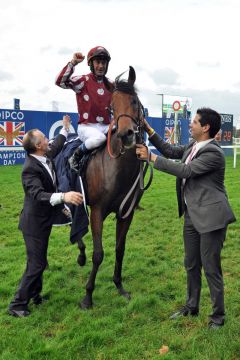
150, 133, 236, 234
19, 134, 66, 237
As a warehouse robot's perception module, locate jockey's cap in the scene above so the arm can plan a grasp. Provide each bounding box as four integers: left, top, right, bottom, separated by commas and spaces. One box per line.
87, 46, 111, 65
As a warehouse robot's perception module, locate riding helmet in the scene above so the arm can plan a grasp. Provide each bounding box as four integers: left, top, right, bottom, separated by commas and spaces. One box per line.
87, 46, 111, 65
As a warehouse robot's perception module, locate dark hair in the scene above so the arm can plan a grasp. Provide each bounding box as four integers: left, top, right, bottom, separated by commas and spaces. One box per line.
23, 129, 40, 154
103, 76, 114, 92
197, 108, 221, 138
114, 79, 137, 96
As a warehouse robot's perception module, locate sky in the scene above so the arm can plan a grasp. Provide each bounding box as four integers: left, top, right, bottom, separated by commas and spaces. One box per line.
1, 0, 240, 124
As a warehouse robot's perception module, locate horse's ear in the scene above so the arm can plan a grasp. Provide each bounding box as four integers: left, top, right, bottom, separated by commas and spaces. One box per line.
128, 66, 136, 85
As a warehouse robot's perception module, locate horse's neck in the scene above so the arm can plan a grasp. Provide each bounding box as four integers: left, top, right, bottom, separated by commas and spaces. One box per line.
85, 138, 139, 207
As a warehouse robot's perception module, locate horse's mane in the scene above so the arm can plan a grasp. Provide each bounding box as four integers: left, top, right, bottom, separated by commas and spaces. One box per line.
114, 79, 137, 96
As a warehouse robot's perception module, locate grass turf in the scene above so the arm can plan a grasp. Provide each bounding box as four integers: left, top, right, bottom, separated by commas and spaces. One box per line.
0, 157, 239, 360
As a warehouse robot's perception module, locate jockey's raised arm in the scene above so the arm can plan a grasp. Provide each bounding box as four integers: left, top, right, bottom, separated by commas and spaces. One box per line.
55, 46, 113, 172
55, 52, 85, 91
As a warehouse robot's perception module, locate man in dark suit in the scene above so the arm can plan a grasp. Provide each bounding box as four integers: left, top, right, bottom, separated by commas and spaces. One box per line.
9, 115, 83, 317
136, 108, 236, 329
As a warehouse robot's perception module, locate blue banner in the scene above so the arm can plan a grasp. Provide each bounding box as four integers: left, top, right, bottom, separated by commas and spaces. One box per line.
215, 114, 233, 146
216, 114, 234, 156
146, 117, 190, 154
2, 108, 232, 166
0, 109, 79, 166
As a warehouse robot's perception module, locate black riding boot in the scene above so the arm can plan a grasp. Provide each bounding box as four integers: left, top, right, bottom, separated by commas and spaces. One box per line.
69, 143, 88, 172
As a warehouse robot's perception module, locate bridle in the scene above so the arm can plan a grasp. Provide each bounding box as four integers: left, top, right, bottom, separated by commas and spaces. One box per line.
115, 101, 145, 143
107, 95, 145, 158
107, 92, 153, 219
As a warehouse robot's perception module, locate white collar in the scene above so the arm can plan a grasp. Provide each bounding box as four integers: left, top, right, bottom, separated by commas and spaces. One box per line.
30, 154, 47, 164
195, 138, 214, 152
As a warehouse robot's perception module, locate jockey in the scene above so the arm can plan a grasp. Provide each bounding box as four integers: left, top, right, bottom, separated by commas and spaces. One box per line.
55, 46, 113, 170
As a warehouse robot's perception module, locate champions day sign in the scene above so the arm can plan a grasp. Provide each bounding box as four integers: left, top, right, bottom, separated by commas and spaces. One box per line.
0, 109, 79, 166
0, 109, 233, 166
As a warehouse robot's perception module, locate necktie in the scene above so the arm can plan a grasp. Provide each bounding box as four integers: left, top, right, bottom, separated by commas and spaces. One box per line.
46, 158, 56, 185
182, 143, 197, 189
185, 143, 197, 164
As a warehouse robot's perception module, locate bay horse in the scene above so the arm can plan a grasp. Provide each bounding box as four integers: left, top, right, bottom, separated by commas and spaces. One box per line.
78, 66, 146, 309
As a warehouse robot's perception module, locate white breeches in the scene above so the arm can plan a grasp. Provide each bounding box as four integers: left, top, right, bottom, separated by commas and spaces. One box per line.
77, 123, 110, 150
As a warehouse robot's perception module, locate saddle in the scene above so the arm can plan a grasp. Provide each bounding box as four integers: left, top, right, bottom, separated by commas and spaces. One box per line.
77, 143, 105, 176
73, 127, 117, 175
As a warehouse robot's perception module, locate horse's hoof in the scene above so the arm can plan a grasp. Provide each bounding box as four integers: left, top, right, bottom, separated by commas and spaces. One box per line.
118, 288, 131, 300
77, 254, 86, 267
80, 297, 93, 310
122, 291, 131, 300
80, 301, 92, 310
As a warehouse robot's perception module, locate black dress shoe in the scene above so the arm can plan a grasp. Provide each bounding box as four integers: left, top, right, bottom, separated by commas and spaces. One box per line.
32, 295, 43, 305
32, 295, 49, 305
208, 320, 224, 329
9, 309, 30, 317
170, 306, 198, 320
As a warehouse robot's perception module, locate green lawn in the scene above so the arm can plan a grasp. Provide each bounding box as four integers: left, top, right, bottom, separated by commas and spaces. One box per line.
0, 158, 240, 360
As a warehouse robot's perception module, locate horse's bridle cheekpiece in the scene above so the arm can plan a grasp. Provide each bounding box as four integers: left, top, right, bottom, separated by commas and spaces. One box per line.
107, 88, 153, 219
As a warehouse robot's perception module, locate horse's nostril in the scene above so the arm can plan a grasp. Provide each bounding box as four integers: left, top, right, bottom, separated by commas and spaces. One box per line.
127, 129, 134, 136
117, 129, 134, 141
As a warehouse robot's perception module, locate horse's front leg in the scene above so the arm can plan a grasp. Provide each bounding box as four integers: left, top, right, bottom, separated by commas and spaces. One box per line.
77, 238, 86, 267
113, 212, 134, 300
80, 207, 104, 309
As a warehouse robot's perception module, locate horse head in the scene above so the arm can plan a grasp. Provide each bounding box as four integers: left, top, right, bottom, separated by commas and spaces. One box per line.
111, 66, 144, 149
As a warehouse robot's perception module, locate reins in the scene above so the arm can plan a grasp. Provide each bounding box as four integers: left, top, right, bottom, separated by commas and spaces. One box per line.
107, 97, 153, 219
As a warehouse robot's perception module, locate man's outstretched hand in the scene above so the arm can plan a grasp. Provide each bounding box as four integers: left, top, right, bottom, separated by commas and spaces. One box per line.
64, 192, 83, 206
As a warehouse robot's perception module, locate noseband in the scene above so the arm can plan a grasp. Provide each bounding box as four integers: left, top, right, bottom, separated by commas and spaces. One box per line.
107, 98, 145, 159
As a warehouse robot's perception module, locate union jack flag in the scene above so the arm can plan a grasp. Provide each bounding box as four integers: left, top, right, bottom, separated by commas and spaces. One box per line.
164, 127, 174, 144
0, 121, 25, 147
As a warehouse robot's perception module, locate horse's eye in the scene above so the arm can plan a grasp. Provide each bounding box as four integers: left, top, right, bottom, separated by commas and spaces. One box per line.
131, 98, 138, 106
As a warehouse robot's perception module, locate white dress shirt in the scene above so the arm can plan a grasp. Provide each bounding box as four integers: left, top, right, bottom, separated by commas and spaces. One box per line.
30, 127, 68, 206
